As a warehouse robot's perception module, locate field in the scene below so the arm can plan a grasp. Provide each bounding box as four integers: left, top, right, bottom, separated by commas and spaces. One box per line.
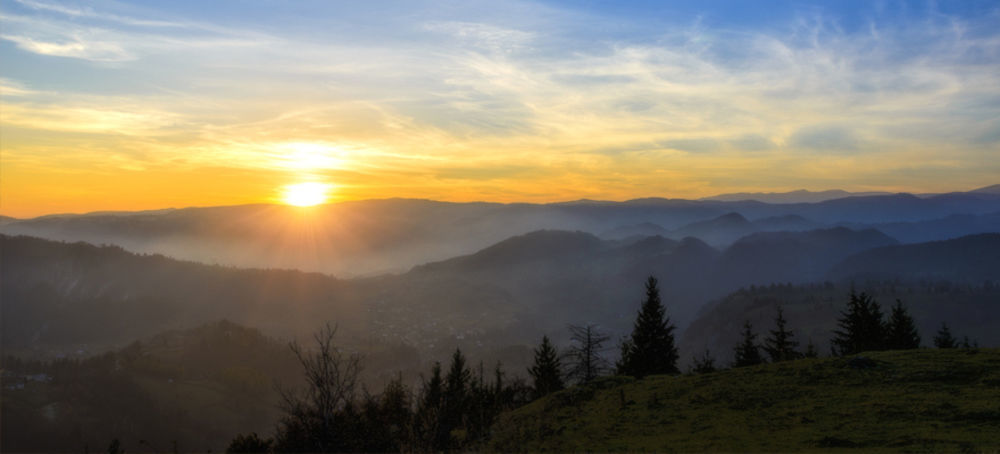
489, 349, 1000, 452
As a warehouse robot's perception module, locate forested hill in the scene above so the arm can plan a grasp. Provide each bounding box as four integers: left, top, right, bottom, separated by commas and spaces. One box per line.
681, 279, 1000, 365
829, 233, 1000, 281
0, 235, 364, 351
5, 229, 998, 361
2, 321, 301, 452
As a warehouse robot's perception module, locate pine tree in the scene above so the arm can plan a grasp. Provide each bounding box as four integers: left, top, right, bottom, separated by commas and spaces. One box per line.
763, 306, 800, 362
733, 320, 764, 367
414, 362, 446, 452
934, 323, 957, 349
885, 299, 920, 350
616, 276, 679, 378
528, 336, 563, 399
564, 324, 610, 384
691, 349, 716, 374
804, 339, 818, 358
831, 291, 887, 356
441, 349, 470, 448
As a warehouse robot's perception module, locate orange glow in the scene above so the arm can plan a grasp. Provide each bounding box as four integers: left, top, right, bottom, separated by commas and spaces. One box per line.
281, 182, 333, 207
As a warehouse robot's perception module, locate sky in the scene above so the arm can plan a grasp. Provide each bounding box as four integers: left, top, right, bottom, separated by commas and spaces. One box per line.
1, 0, 999, 217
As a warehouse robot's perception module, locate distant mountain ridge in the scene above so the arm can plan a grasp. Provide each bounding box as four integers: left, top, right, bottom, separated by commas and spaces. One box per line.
701, 184, 1000, 203
702, 189, 892, 203
2, 185, 998, 276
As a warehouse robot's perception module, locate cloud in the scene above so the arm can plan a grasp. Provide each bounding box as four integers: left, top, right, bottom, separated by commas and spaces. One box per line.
2, 0, 999, 210
729, 134, 775, 151
788, 125, 861, 151
659, 138, 721, 153
0, 32, 133, 61
0, 78, 40, 96
422, 21, 535, 54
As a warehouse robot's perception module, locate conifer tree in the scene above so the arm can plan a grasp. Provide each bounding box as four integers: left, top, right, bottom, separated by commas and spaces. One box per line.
414, 362, 446, 452
763, 306, 800, 362
804, 339, 818, 358
934, 323, 957, 349
441, 349, 470, 448
617, 276, 679, 378
528, 336, 563, 399
831, 291, 887, 356
564, 324, 610, 384
733, 320, 764, 367
885, 299, 920, 350
691, 349, 716, 374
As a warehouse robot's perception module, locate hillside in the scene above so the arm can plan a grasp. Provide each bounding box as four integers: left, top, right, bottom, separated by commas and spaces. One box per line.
829, 233, 1000, 281
1, 321, 301, 452
713, 227, 898, 288
488, 349, 1000, 452
846, 212, 1000, 244
669, 212, 758, 246
681, 280, 1000, 363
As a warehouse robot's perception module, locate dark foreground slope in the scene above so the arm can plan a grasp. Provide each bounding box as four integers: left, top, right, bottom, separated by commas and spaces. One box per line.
1, 321, 301, 453
488, 349, 1000, 452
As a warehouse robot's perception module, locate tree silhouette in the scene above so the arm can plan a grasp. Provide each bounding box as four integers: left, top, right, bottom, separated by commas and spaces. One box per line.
617, 276, 679, 378
934, 323, 957, 349
441, 349, 471, 449
762, 306, 800, 362
804, 339, 819, 358
273, 323, 361, 452
691, 349, 717, 374
107, 439, 124, 454
885, 299, 920, 350
564, 324, 610, 384
414, 362, 446, 451
831, 291, 886, 356
227, 432, 272, 453
528, 336, 564, 399
733, 320, 764, 367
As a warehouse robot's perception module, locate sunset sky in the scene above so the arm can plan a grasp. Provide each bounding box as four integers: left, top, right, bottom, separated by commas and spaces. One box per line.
2, 0, 999, 217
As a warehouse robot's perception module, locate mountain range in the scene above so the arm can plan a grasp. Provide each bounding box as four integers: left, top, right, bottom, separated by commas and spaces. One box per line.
2, 186, 998, 277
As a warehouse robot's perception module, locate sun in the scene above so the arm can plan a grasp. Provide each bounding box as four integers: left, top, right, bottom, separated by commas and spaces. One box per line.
281, 182, 333, 207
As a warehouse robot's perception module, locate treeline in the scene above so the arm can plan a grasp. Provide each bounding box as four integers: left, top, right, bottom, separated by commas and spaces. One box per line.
227, 275, 983, 453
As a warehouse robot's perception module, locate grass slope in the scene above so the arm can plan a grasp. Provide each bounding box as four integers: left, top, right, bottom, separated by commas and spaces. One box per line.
488, 349, 1000, 452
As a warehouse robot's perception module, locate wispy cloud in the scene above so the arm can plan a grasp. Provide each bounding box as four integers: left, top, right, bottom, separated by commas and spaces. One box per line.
2, 0, 999, 215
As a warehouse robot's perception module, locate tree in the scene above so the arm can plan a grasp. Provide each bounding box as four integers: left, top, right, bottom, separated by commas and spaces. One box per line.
107, 439, 125, 454
934, 323, 957, 349
762, 306, 800, 362
227, 433, 273, 453
804, 339, 819, 358
831, 291, 886, 356
691, 349, 716, 374
355, 375, 412, 453
414, 362, 446, 452
441, 349, 471, 449
733, 320, 764, 367
617, 276, 680, 378
885, 299, 920, 350
564, 324, 610, 384
273, 323, 361, 452
528, 336, 563, 399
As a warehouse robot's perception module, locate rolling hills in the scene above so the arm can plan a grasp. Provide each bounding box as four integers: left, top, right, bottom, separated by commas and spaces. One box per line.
3, 188, 998, 276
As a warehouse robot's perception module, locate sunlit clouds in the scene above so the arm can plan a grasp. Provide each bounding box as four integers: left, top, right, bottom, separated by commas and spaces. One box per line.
1, 0, 999, 216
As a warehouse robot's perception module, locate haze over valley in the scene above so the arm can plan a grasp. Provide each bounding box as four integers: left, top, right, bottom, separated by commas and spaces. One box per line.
3, 0, 1000, 451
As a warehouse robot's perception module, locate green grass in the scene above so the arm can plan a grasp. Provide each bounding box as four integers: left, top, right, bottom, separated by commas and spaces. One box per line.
488, 349, 1000, 452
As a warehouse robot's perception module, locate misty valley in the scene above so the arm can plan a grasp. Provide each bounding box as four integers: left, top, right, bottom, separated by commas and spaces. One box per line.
2, 188, 1000, 452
